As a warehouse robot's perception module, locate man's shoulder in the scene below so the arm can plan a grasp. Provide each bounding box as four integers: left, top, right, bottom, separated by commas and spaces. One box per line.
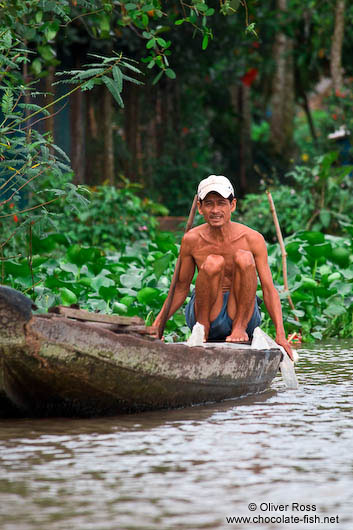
182, 224, 207, 242
232, 222, 264, 239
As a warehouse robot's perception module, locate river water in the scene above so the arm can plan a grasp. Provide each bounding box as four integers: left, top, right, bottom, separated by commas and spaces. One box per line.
0, 340, 352, 530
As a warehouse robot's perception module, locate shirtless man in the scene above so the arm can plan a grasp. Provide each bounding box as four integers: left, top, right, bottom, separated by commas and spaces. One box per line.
152, 175, 293, 359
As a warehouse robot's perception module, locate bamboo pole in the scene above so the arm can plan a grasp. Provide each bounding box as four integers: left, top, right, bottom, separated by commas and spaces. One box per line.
157, 194, 198, 339
266, 190, 299, 323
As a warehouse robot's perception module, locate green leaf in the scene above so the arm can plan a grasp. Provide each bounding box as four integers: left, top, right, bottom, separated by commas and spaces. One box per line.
153, 253, 172, 280
118, 287, 138, 297
245, 22, 257, 36
91, 274, 114, 291
121, 73, 143, 85
60, 262, 79, 276
327, 272, 341, 283
175, 19, 185, 25
341, 269, 353, 280
112, 302, 128, 314
67, 245, 100, 267
165, 68, 176, 79
311, 331, 323, 340
112, 66, 123, 91
298, 231, 325, 244
4, 260, 30, 278
202, 34, 209, 50
156, 37, 167, 47
120, 272, 142, 289
323, 304, 346, 317
120, 295, 135, 307
304, 242, 332, 259
330, 247, 351, 267
120, 60, 141, 74
99, 285, 116, 301
38, 45, 55, 62
292, 309, 305, 317
146, 38, 156, 49
319, 209, 331, 228
172, 312, 186, 326
125, 2, 137, 10
137, 287, 159, 304
35, 11, 43, 23
31, 58, 42, 75
230, 0, 240, 11
99, 14, 110, 33
102, 75, 124, 108
155, 232, 178, 254
44, 21, 60, 41
152, 70, 163, 85
321, 151, 338, 175
59, 287, 77, 305
195, 3, 208, 13
1, 89, 13, 115
73, 68, 104, 80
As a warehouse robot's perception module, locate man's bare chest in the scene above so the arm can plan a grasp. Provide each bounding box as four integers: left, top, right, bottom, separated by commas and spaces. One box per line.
192, 237, 251, 270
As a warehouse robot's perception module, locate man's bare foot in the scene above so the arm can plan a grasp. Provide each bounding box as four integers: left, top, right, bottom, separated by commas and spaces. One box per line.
225, 328, 249, 343
202, 323, 210, 342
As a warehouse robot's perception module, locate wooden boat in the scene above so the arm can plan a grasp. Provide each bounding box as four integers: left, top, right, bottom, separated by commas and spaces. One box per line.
0, 286, 282, 418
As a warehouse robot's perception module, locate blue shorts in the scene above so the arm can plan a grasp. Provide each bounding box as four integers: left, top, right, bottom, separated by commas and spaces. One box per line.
185, 291, 262, 341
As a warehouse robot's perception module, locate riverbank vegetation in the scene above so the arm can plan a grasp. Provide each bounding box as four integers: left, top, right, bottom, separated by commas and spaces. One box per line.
2, 174, 353, 342
1, 0, 353, 342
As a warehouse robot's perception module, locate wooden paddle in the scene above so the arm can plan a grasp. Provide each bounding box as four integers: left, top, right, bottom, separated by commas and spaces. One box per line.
157, 194, 198, 339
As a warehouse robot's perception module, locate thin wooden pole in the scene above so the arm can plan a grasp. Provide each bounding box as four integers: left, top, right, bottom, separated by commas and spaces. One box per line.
158, 194, 198, 339
266, 190, 299, 322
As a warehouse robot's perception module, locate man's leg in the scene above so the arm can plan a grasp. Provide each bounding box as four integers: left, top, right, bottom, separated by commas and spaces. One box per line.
194, 254, 225, 341
226, 250, 257, 342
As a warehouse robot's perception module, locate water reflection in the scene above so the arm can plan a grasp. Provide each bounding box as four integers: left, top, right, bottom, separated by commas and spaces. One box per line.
1, 341, 353, 529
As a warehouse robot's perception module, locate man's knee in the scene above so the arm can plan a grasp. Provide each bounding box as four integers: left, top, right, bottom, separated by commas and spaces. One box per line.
201, 254, 225, 276
233, 250, 255, 270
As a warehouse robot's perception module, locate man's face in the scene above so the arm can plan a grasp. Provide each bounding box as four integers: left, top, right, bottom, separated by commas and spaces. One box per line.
198, 192, 236, 227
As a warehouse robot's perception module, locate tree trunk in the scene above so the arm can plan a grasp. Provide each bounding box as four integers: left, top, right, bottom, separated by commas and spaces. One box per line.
123, 84, 140, 180
84, 88, 98, 186
22, 40, 31, 142
70, 86, 85, 185
330, 0, 345, 93
238, 84, 252, 193
103, 88, 115, 185
269, 0, 295, 159
44, 66, 55, 145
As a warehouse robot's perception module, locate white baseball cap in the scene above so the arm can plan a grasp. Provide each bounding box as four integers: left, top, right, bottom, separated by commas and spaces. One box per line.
197, 175, 235, 200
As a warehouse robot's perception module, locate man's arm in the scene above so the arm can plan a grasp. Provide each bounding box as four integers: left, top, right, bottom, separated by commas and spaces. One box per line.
152, 235, 195, 331
252, 233, 294, 360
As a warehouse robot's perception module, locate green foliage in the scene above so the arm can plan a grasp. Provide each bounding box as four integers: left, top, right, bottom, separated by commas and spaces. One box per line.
294, 89, 353, 163
0, 27, 89, 258
0, 11, 143, 262
238, 152, 353, 239
55, 53, 143, 108
3, 219, 353, 343
262, 230, 353, 342
2, 229, 188, 343
53, 179, 168, 250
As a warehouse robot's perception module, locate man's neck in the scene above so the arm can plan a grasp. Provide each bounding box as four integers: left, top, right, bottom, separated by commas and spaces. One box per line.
206, 221, 233, 241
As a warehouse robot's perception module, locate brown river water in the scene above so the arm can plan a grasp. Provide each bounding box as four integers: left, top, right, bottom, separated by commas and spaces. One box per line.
0, 340, 352, 530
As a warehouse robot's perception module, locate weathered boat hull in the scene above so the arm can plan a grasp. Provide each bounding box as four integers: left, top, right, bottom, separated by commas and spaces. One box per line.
0, 286, 282, 417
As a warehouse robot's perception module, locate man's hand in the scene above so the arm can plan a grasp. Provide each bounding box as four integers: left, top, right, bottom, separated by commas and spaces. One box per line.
145, 325, 160, 339
275, 335, 294, 361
